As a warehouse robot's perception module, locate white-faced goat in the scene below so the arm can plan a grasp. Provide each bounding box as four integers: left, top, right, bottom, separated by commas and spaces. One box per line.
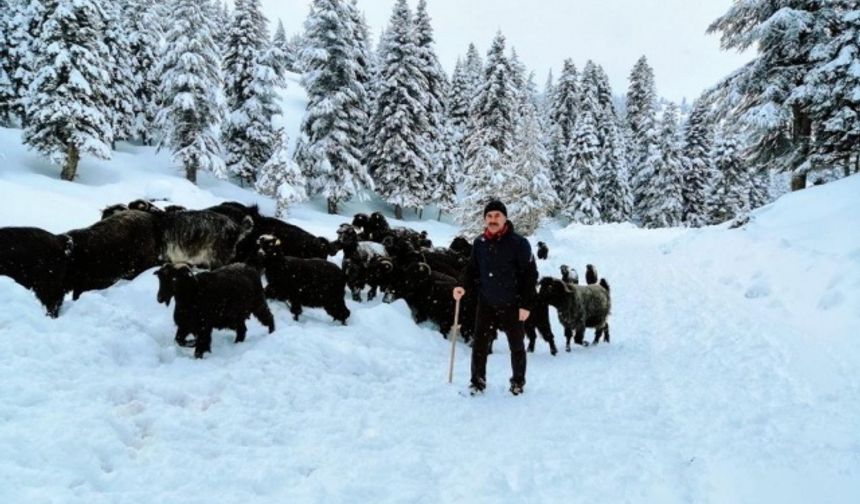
154, 263, 275, 359
256, 234, 350, 324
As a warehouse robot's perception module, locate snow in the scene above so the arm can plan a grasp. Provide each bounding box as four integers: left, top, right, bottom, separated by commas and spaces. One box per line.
1, 125, 859, 502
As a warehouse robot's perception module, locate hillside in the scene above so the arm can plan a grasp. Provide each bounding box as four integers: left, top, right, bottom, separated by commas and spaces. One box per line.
0, 127, 858, 503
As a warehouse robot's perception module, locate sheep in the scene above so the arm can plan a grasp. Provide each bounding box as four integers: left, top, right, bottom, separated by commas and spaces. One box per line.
537, 276, 611, 351
256, 234, 350, 324
128, 199, 165, 214
0, 227, 73, 317
537, 241, 549, 260
335, 224, 389, 301
561, 264, 579, 285
585, 264, 598, 285
384, 261, 476, 342
207, 202, 334, 262
154, 263, 275, 358
63, 210, 162, 300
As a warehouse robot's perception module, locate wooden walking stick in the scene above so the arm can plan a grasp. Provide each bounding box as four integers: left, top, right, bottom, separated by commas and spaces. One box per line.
447, 297, 461, 384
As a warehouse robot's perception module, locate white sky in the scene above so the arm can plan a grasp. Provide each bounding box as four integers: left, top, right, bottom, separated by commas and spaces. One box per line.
260, 0, 753, 104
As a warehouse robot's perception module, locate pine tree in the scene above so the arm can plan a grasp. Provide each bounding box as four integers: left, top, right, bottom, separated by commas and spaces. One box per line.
641, 104, 684, 228
561, 75, 601, 224
0, 0, 15, 126
681, 97, 714, 227
626, 56, 658, 219
157, 0, 227, 184
708, 0, 830, 191
366, 0, 429, 218
415, 0, 454, 218
296, 0, 373, 214
509, 75, 559, 234
448, 58, 470, 175
805, 1, 860, 173
599, 119, 634, 223
271, 19, 288, 77
711, 132, 749, 223
471, 31, 517, 158
547, 59, 579, 197
348, 0, 374, 175
256, 128, 307, 218
748, 169, 771, 210
222, 0, 281, 185
463, 42, 483, 102
126, 0, 161, 146
22, 0, 112, 181
8, 0, 45, 123
103, 2, 136, 147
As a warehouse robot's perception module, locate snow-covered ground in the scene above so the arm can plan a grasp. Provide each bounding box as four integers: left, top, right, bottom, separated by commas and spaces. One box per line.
0, 126, 858, 503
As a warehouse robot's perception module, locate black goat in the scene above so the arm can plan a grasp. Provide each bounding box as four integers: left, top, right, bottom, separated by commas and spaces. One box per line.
537, 241, 549, 260
384, 262, 476, 342
256, 235, 350, 324
154, 263, 275, 358
336, 224, 388, 301
64, 210, 162, 300
101, 203, 129, 220
0, 227, 73, 317
207, 202, 334, 261
538, 276, 611, 350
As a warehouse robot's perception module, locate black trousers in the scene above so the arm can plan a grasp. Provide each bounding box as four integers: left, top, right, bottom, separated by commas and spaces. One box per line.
471, 302, 526, 387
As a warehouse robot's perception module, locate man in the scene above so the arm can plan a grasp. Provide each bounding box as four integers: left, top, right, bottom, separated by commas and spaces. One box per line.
453, 200, 537, 396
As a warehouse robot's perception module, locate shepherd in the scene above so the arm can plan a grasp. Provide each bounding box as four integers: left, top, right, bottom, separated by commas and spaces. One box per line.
453, 200, 537, 396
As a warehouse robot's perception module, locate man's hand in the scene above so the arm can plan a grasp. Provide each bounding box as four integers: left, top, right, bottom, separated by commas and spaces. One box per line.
452, 286, 465, 300
518, 309, 530, 322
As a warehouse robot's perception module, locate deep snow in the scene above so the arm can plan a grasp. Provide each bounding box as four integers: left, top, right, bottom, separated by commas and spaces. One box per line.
0, 123, 858, 503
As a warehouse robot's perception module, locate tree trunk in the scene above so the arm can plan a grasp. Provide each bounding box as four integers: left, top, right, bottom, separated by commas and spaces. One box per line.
327, 198, 338, 215
418, 208, 423, 219
437, 209, 443, 221
394, 204, 403, 220
61, 144, 79, 181
186, 161, 197, 184
790, 173, 807, 191
791, 105, 812, 192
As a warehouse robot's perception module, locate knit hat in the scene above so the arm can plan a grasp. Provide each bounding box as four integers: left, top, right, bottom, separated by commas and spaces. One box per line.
483, 200, 507, 217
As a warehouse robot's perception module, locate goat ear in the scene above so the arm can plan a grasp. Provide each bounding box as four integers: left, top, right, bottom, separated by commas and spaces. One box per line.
418, 262, 431, 277
275, 238, 282, 247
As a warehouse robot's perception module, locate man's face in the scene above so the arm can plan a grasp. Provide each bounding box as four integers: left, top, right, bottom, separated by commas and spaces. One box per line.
484, 210, 507, 232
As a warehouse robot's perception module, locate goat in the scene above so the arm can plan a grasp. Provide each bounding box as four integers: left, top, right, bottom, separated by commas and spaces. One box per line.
154, 263, 275, 358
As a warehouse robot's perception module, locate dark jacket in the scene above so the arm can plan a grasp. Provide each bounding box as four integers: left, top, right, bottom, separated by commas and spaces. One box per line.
459, 221, 537, 310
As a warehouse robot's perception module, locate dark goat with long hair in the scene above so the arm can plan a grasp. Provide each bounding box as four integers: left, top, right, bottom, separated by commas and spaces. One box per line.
0, 227, 73, 317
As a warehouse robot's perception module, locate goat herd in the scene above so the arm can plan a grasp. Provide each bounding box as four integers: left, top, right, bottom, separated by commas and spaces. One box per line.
0, 200, 612, 359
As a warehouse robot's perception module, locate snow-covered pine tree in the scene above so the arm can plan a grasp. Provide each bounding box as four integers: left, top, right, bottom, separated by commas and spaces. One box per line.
599, 119, 634, 223
805, 0, 860, 175
284, 33, 303, 73
457, 32, 520, 235
681, 97, 714, 227
296, 0, 373, 214
641, 103, 684, 228
222, 0, 281, 185
271, 19, 289, 78
349, 0, 375, 179
508, 74, 559, 234
708, 0, 829, 191
8, 0, 45, 124
366, 0, 429, 219
103, 2, 136, 148
710, 131, 749, 223
0, 0, 15, 126
256, 127, 307, 218
414, 0, 454, 219
447, 58, 470, 175
463, 42, 483, 103
748, 169, 771, 211
561, 74, 601, 224
626, 55, 658, 219
22, 0, 112, 181
125, 0, 161, 146
211, 0, 230, 53
547, 59, 579, 197
156, 0, 227, 184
